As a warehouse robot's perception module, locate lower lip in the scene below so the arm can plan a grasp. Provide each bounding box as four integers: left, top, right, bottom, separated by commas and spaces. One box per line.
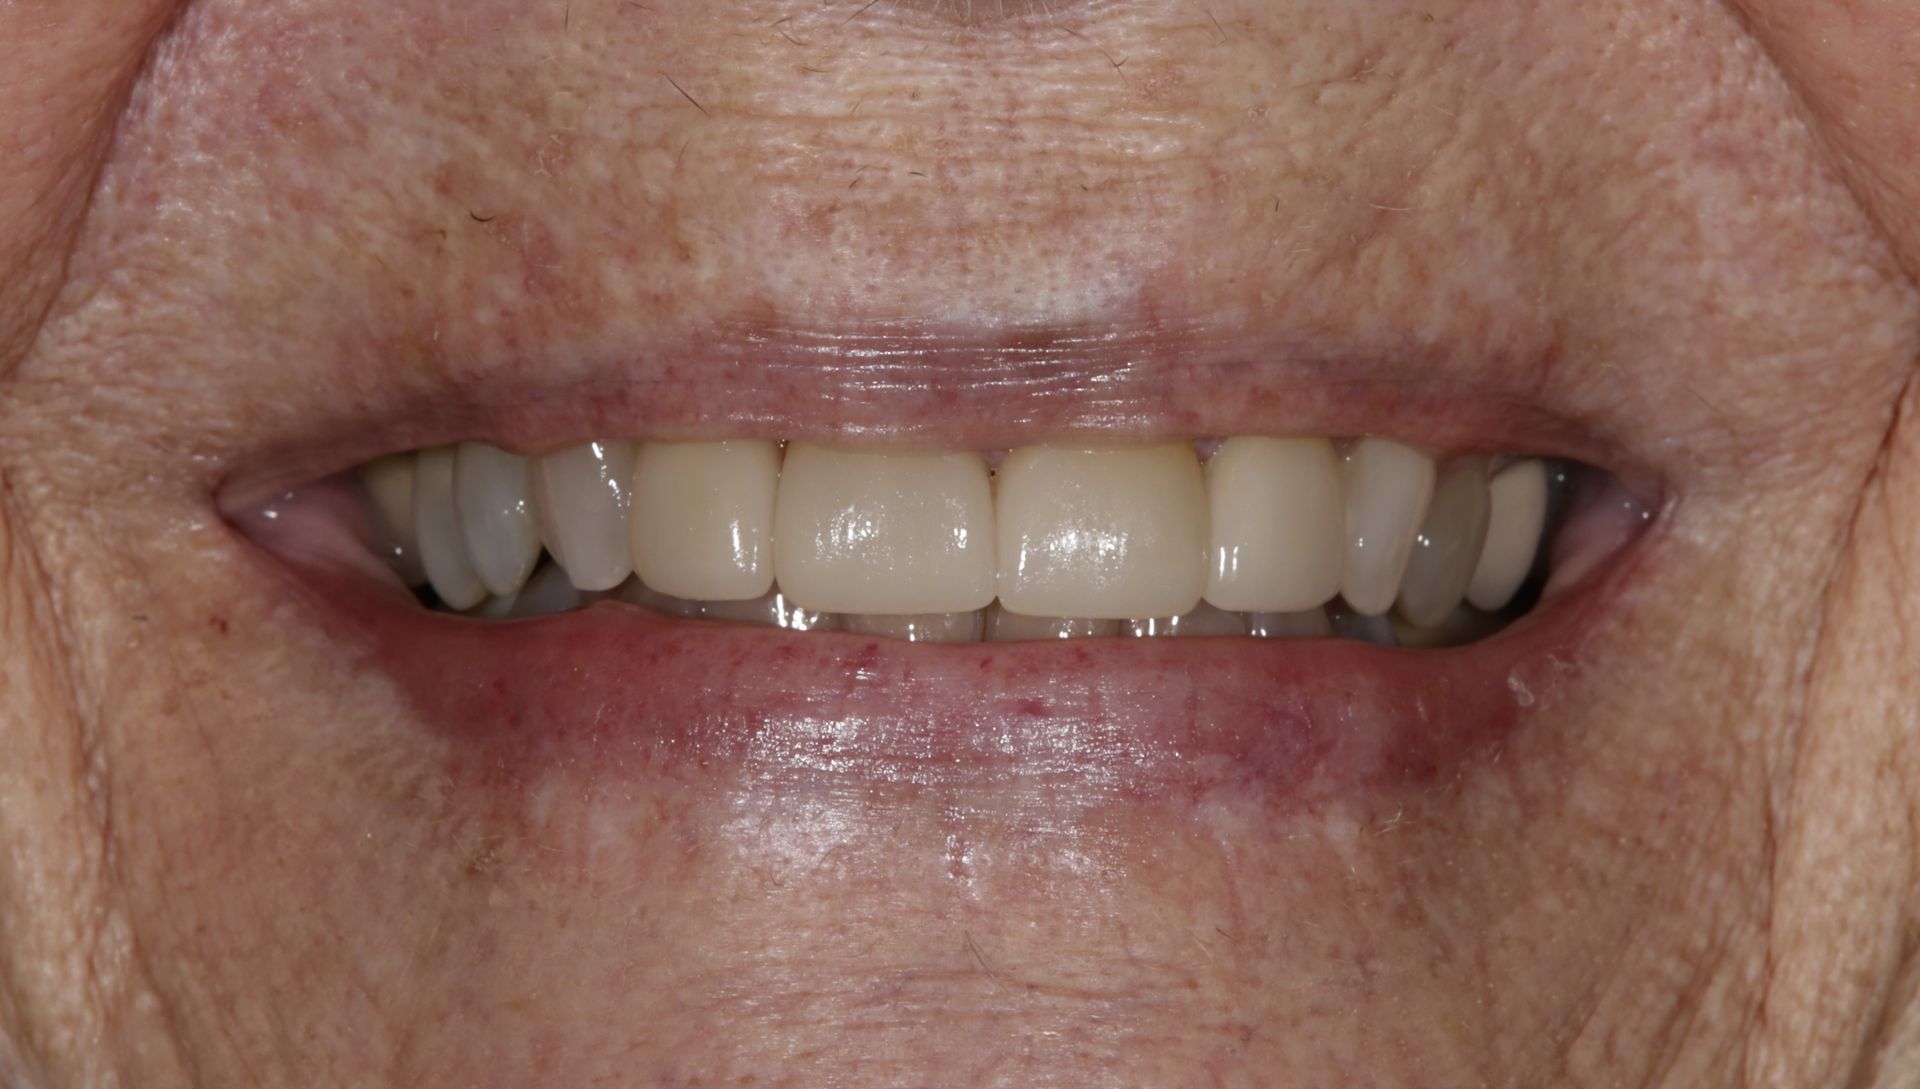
265, 549, 1622, 809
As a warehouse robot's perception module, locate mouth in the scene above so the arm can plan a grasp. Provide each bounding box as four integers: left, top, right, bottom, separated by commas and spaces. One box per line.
232, 372, 1656, 805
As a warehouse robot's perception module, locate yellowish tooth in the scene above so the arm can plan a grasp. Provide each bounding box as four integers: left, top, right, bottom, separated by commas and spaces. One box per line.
1467, 459, 1550, 611
1204, 436, 1344, 612
1247, 608, 1332, 638
702, 590, 841, 632
983, 605, 1120, 641
454, 443, 542, 597
1126, 602, 1247, 637
1395, 460, 1492, 628
1340, 438, 1435, 616
411, 446, 489, 611
629, 440, 779, 602
995, 443, 1207, 620
357, 453, 426, 586
615, 577, 704, 619
507, 563, 583, 618
844, 612, 985, 643
531, 440, 636, 592
773, 444, 996, 615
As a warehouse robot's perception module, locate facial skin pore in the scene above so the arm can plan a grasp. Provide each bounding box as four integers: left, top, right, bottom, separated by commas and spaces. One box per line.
2, 1, 1919, 1086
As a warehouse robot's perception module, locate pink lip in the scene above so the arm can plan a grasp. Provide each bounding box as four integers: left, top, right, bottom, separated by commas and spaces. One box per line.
242, 493, 1641, 807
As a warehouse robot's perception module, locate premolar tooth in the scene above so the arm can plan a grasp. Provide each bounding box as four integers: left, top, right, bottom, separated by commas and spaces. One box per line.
1204, 436, 1343, 612
844, 612, 985, 643
773, 444, 995, 614
615, 577, 704, 619
357, 453, 426, 586
630, 440, 779, 602
454, 443, 542, 597
411, 446, 489, 611
531, 440, 636, 592
1126, 602, 1247, 638
1247, 608, 1332, 638
983, 605, 1119, 641
702, 590, 841, 632
1341, 438, 1436, 616
1467, 459, 1550, 611
1395, 460, 1492, 627
996, 443, 1207, 620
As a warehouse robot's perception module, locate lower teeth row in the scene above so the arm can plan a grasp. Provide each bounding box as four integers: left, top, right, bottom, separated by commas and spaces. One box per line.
352, 435, 1570, 647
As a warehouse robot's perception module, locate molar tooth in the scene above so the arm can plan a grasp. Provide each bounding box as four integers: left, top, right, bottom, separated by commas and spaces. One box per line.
454, 443, 542, 597
508, 562, 584, 618
411, 446, 489, 611
1467, 459, 1550, 611
357, 453, 426, 586
1126, 602, 1248, 638
983, 605, 1119, 641
773, 444, 995, 615
630, 440, 779, 602
1204, 436, 1344, 612
702, 589, 841, 632
1395, 460, 1493, 627
1247, 608, 1332, 638
1340, 438, 1436, 616
844, 611, 985, 643
531, 440, 636, 592
995, 443, 1207, 620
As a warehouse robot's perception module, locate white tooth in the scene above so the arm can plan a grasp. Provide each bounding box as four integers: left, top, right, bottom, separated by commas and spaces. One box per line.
531, 440, 636, 592
1247, 608, 1332, 638
507, 562, 583, 618
357, 453, 426, 585
630, 440, 779, 601
1341, 438, 1436, 616
411, 447, 489, 611
844, 611, 985, 643
984, 605, 1120, 641
466, 593, 521, 620
1126, 602, 1247, 638
1327, 602, 1399, 647
773, 444, 995, 615
995, 443, 1207, 620
1204, 436, 1344, 612
702, 590, 841, 632
1395, 460, 1492, 628
1467, 459, 1550, 611
454, 443, 542, 597
615, 577, 705, 618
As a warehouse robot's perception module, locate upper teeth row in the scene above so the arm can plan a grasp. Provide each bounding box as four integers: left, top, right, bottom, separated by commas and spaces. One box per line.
361, 437, 1551, 629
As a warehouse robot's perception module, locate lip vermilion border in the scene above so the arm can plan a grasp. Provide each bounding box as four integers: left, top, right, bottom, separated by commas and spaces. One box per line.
246, 511, 1651, 805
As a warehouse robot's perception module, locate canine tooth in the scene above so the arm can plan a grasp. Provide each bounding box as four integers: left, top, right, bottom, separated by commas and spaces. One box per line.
1395, 461, 1492, 627
773, 444, 995, 614
1126, 602, 1247, 638
507, 563, 584, 618
1341, 438, 1435, 616
1467, 459, 1550, 611
983, 605, 1120, 641
630, 440, 779, 601
411, 447, 489, 611
1247, 608, 1332, 638
1204, 436, 1344, 612
615, 577, 704, 619
454, 443, 542, 597
357, 453, 426, 585
1328, 602, 1399, 647
996, 443, 1207, 620
531, 440, 636, 592
844, 611, 985, 643
703, 590, 841, 632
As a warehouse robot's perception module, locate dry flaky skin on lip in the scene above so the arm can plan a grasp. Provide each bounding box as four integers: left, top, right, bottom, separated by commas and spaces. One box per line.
3, 2, 1920, 1089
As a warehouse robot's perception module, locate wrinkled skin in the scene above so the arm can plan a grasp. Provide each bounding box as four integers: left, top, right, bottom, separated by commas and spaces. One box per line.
3, 1, 1920, 1085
